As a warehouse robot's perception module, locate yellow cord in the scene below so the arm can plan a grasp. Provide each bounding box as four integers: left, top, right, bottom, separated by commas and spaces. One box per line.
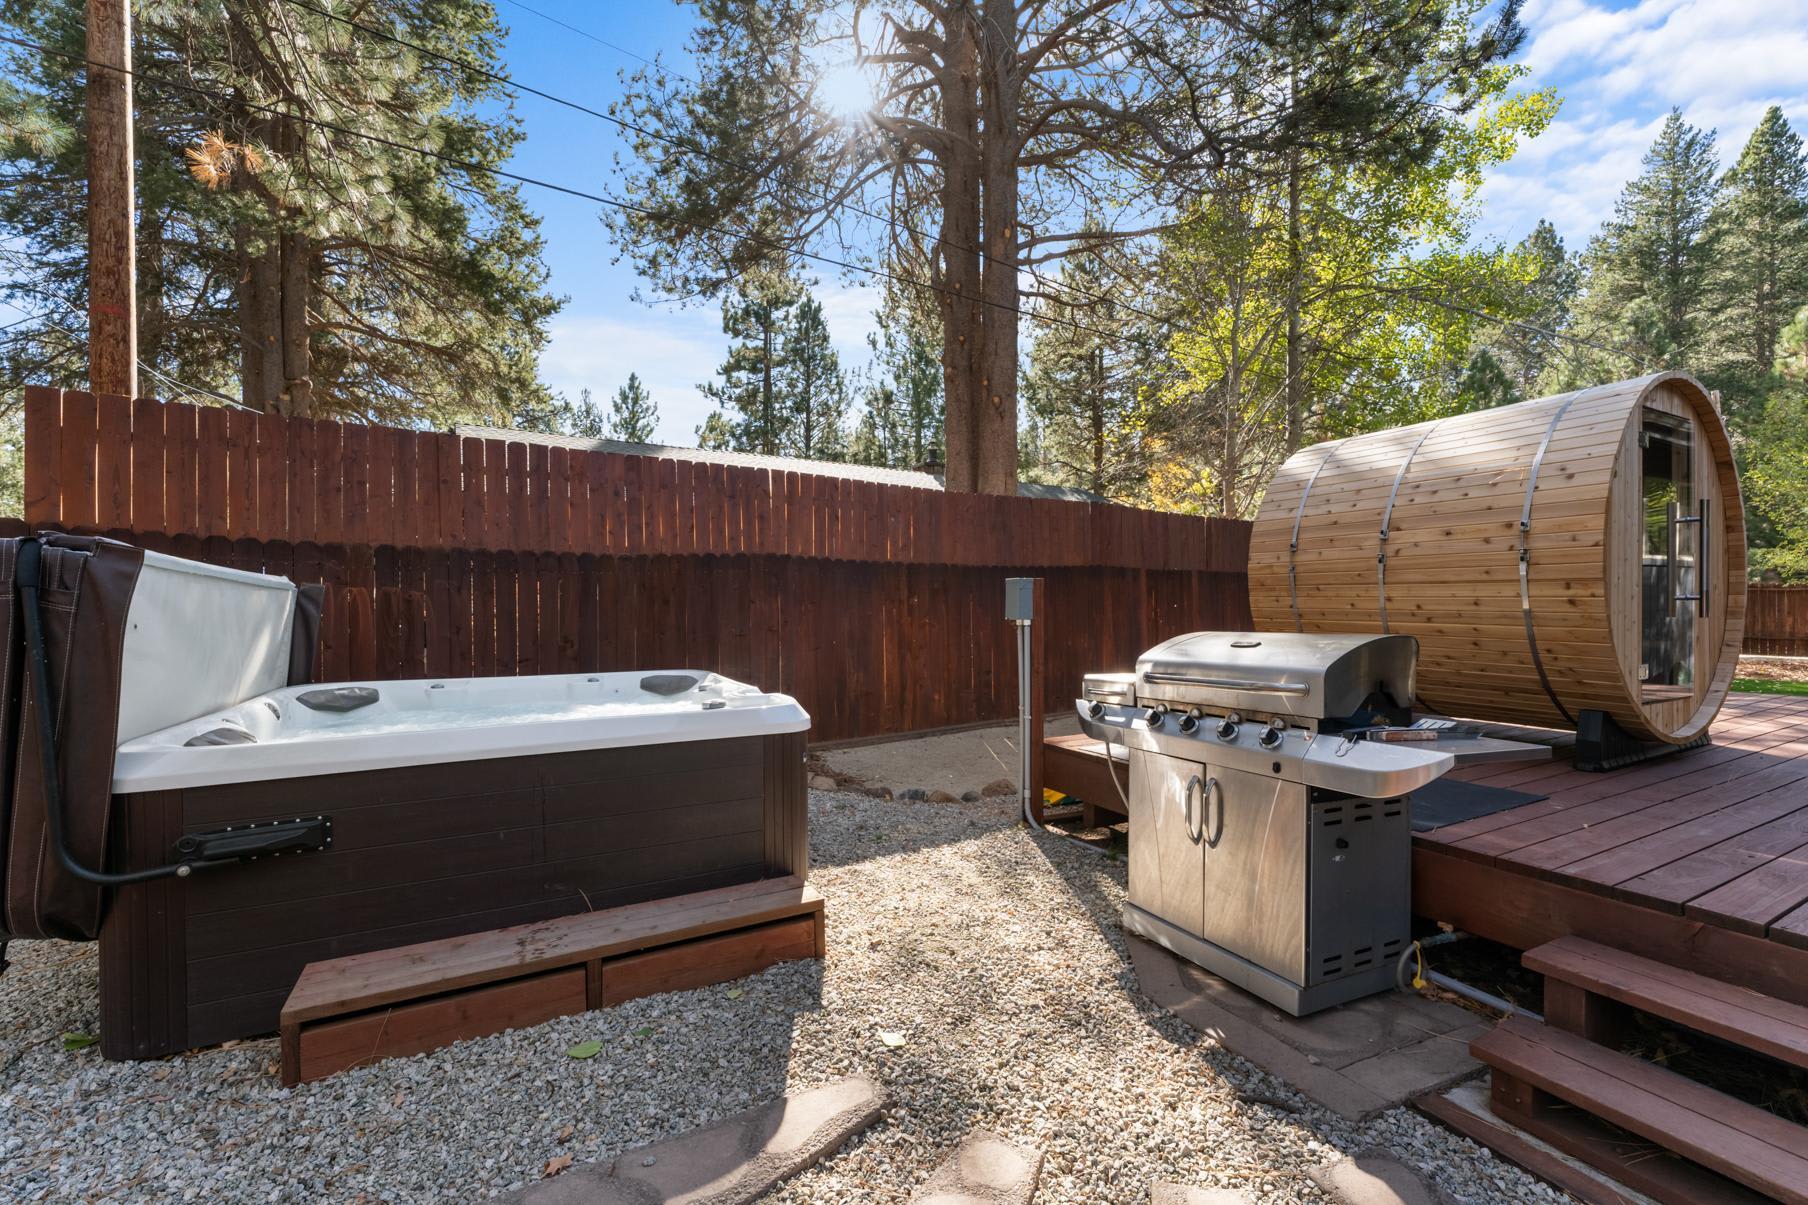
1411, 941, 1427, 991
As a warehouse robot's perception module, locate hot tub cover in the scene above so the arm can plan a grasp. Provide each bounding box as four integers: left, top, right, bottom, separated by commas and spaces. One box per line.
0, 535, 321, 942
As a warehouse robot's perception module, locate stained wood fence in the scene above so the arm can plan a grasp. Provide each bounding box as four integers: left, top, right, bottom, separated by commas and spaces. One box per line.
1746, 586, 1808, 657
17, 387, 1252, 742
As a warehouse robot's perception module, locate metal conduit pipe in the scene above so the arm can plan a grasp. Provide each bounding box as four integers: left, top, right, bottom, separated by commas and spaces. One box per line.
1012, 589, 1106, 853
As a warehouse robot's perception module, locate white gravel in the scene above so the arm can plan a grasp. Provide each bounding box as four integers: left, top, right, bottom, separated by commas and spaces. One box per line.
0, 791, 1562, 1203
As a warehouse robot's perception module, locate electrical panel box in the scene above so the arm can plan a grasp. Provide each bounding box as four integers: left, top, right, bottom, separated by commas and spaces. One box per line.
1004, 577, 1036, 621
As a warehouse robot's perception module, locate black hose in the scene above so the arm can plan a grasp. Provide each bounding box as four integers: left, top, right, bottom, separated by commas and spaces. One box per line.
16, 538, 197, 884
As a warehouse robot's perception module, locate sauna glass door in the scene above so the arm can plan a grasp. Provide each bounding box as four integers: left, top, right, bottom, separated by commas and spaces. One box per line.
1640, 410, 1699, 690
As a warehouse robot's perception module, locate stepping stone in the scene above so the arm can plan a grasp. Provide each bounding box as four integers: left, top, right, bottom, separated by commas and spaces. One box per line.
1151, 1184, 1251, 1205
1307, 1148, 1445, 1205
909, 1131, 1042, 1204
503, 1075, 883, 1204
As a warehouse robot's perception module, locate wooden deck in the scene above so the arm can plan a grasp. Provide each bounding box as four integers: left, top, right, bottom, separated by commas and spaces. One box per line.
1414, 691, 1808, 1007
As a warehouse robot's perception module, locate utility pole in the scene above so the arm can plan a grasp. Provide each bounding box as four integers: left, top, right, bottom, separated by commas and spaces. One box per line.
86, 0, 138, 397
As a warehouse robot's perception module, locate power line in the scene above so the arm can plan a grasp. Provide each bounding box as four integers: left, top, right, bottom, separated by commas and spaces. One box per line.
282, 0, 1158, 330
494, 0, 670, 79
0, 271, 259, 411
0, 29, 1141, 351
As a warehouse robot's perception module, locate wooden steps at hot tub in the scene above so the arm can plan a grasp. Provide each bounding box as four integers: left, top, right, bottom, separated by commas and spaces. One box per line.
279, 875, 825, 1085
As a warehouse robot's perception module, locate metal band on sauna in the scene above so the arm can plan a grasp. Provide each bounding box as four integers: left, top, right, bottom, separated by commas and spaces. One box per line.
1287, 444, 1338, 632
1377, 422, 1438, 634
1519, 392, 1585, 727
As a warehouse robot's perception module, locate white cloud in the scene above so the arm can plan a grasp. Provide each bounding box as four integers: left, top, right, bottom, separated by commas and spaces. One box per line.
1479, 0, 1808, 249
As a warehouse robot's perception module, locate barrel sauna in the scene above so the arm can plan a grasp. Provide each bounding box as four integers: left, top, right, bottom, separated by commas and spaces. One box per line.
1248, 372, 1746, 745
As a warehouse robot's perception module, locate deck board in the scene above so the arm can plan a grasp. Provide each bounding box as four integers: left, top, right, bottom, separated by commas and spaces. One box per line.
1415, 692, 1808, 978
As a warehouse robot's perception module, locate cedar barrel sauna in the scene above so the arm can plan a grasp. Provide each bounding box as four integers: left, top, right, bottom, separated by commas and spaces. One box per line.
1248, 371, 1746, 749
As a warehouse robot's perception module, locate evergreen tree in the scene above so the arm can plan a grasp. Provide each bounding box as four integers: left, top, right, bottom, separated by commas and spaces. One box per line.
1022, 239, 1150, 499
1745, 305, 1808, 582
695, 410, 737, 451
1565, 110, 1720, 377
607, 373, 659, 442
1701, 106, 1808, 418
0, 0, 560, 423
779, 298, 846, 460
1478, 220, 1580, 400
855, 275, 942, 468
697, 274, 800, 454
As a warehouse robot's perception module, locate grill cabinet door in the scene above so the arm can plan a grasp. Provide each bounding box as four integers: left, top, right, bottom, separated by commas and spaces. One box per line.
1127, 749, 1207, 936
1197, 765, 1307, 983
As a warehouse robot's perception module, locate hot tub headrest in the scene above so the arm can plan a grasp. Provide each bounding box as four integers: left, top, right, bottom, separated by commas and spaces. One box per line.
640, 673, 700, 696
297, 686, 380, 713
184, 725, 258, 747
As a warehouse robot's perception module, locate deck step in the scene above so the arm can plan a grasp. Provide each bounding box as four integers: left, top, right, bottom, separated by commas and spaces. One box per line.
1524, 935, 1808, 1069
1471, 1014, 1808, 1205
279, 876, 825, 1085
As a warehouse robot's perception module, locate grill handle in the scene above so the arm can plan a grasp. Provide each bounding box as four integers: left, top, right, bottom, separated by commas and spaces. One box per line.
1183, 775, 1224, 847
1142, 672, 1310, 695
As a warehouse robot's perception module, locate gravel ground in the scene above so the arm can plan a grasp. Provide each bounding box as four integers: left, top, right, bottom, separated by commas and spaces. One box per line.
0, 791, 1560, 1203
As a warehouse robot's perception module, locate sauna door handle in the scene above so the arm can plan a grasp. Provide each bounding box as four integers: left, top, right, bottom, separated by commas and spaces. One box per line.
1669, 501, 1709, 617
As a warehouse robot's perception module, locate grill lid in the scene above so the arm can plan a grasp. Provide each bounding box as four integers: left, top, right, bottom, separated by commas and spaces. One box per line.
1135, 631, 1417, 719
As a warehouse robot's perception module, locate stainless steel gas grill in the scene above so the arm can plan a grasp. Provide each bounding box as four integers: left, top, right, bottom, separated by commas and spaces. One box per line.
1076, 631, 1454, 1015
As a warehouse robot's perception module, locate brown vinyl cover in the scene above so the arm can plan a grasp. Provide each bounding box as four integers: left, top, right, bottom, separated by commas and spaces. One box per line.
0, 535, 144, 941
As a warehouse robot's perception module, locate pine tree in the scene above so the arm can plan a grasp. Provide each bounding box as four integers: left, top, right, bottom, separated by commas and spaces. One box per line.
1701, 106, 1808, 417
607, 373, 659, 443
697, 275, 800, 454
780, 298, 846, 460
1480, 221, 1580, 399
1022, 240, 1149, 499
856, 275, 942, 468
1567, 110, 1720, 374
0, 0, 560, 422
1745, 305, 1808, 581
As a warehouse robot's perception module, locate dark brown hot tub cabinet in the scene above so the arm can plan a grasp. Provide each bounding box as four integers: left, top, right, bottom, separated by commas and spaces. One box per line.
99, 731, 808, 1059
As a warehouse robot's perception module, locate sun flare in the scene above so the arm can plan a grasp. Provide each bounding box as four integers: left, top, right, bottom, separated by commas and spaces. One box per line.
816, 61, 878, 121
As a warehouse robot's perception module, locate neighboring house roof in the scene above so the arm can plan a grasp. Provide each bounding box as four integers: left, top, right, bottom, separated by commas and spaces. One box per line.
453, 425, 1110, 504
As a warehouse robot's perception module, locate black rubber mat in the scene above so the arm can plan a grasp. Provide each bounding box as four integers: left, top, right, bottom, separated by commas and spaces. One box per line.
1411, 778, 1548, 832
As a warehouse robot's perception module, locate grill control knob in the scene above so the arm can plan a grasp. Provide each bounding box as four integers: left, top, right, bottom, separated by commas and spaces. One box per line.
1177, 714, 1199, 734
1087, 701, 1104, 719
1215, 718, 1239, 741
1259, 722, 1285, 749
1145, 707, 1165, 727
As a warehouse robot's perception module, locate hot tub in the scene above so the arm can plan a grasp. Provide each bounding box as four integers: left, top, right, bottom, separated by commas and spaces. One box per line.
100, 670, 811, 1059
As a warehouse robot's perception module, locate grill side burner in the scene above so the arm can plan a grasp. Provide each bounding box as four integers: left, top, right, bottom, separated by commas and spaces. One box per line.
1078, 631, 1450, 1015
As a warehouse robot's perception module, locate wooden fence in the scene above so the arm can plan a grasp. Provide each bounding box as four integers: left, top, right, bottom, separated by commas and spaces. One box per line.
18, 387, 1251, 742
1746, 585, 1808, 657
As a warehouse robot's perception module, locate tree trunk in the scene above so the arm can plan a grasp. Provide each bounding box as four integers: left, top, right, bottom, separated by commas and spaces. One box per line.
975, 0, 1021, 495
760, 315, 775, 454
1221, 362, 1240, 516
938, 11, 984, 492
85, 0, 137, 398
278, 225, 312, 415
245, 237, 283, 408
1090, 347, 1105, 493
1284, 141, 1304, 454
